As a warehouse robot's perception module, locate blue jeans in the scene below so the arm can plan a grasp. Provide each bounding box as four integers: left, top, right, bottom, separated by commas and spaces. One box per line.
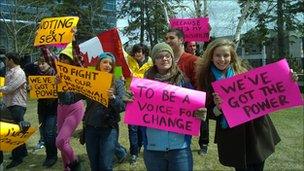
115, 142, 127, 161
85, 125, 118, 171
7, 105, 27, 162
128, 125, 143, 155
38, 113, 57, 159
144, 148, 193, 171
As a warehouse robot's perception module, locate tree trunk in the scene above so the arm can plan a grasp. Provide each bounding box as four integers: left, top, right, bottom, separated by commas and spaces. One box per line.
140, 0, 145, 44
234, 1, 256, 49
193, 0, 202, 17
277, 0, 285, 58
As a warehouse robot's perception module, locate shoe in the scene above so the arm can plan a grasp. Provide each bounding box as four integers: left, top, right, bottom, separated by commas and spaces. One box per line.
130, 155, 138, 165
68, 159, 82, 171
198, 145, 208, 156
34, 141, 45, 150
43, 157, 57, 168
6, 160, 23, 169
117, 153, 127, 164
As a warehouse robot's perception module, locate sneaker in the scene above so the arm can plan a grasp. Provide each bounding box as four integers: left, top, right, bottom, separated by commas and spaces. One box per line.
6, 160, 23, 169
43, 157, 58, 168
198, 145, 208, 156
130, 155, 138, 165
35, 141, 45, 150
117, 153, 127, 164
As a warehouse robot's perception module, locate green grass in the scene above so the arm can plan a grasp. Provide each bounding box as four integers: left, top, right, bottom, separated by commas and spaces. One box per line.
2, 100, 304, 171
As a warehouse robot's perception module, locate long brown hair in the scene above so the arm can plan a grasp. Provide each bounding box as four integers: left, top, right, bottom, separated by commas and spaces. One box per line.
196, 38, 248, 90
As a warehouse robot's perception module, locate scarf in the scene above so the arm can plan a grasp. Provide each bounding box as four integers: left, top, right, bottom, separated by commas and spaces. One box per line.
211, 64, 235, 129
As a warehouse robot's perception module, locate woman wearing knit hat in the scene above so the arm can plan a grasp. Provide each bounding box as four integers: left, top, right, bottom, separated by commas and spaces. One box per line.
56, 43, 85, 171
140, 42, 207, 171
69, 52, 127, 171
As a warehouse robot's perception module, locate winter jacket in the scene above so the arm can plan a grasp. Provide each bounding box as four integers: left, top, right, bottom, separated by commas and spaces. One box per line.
205, 73, 281, 168
142, 68, 194, 151
127, 54, 153, 78
83, 79, 126, 128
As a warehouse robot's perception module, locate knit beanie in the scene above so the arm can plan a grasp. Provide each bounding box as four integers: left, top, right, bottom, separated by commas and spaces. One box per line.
151, 42, 174, 61
60, 43, 73, 60
98, 52, 116, 63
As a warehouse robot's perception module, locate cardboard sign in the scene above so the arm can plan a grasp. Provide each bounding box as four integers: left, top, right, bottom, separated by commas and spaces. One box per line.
124, 78, 206, 136
34, 16, 79, 46
28, 76, 57, 99
114, 66, 122, 80
169, 17, 210, 42
212, 59, 304, 128
55, 61, 113, 107
0, 121, 36, 152
0, 77, 4, 97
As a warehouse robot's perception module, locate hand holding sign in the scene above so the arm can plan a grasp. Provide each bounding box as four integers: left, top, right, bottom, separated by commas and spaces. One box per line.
124, 78, 206, 136
212, 59, 303, 128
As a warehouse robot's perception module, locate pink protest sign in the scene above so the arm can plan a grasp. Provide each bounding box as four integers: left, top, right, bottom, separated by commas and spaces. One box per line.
169, 17, 210, 42
212, 59, 304, 128
124, 78, 206, 136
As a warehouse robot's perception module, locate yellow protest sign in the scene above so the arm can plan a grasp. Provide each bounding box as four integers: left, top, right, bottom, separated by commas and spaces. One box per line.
0, 77, 4, 97
34, 16, 79, 46
55, 61, 113, 107
28, 76, 57, 99
0, 121, 36, 152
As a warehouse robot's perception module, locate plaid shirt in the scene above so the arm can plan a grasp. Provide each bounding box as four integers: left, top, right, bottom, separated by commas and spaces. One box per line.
0, 65, 27, 107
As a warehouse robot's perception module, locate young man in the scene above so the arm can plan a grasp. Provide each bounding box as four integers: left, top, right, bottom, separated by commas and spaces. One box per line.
0, 52, 28, 169
165, 29, 209, 155
126, 44, 153, 165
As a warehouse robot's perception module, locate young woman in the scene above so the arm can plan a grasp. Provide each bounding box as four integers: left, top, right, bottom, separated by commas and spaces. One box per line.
80, 52, 126, 171
36, 57, 58, 167
56, 43, 85, 171
141, 42, 206, 171
196, 38, 281, 171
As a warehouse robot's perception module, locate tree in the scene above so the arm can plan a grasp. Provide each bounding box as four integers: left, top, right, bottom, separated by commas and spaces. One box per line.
239, 0, 303, 58
0, 0, 50, 54
51, 0, 111, 42
118, 0, 182, 47
233, 1, 257, 48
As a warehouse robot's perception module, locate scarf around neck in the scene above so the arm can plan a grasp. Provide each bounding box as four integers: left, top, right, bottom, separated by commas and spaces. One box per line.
211, 64, 235, 129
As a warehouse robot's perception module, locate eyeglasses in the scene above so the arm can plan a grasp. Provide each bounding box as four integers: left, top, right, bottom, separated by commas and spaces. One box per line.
155, 54, 172, 60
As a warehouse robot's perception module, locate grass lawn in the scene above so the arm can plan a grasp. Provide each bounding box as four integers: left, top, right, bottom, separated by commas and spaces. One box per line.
2, 100, 303, 171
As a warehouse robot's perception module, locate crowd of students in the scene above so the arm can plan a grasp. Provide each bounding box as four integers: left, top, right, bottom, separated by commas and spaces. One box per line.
0, 27, 299, 171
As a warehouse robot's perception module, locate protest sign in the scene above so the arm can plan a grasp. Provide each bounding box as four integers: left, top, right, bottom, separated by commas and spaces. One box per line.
0, 77, 4, 97
0, 121, 36, 152
212, 59, 304, 128
34, 16, 79, 46
170, 17, 209, 42
28, 76, 57, 99
114, 66, 122, 80
124, 78, 206, 136
55, 61, 112, 107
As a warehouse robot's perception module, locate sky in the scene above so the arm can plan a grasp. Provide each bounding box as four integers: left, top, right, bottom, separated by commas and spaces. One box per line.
116, 0, 256, 44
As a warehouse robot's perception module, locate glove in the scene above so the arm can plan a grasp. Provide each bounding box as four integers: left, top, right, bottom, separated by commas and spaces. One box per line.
123, 90, 134, 103
194, 108, 207, 121
19, 121, 31, 134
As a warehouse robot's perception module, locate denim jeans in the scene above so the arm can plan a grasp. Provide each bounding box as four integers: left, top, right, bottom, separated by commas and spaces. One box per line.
144, 148, 193, 171
38, 113, 57, 159
115, 142, 127, 160
7, 105, 27, 162
85, 125, 118, 171
199, 118, 209, 148
128, 125, 143, 155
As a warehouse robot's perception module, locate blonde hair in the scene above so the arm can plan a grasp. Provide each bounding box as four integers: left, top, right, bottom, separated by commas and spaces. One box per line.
196, 38, 248, 90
